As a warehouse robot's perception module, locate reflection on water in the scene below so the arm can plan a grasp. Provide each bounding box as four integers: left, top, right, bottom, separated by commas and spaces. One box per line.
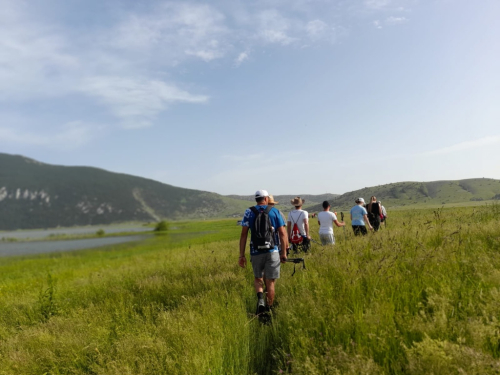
0, 235, 147, 257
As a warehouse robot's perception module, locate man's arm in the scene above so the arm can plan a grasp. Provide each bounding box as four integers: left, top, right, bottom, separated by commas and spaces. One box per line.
239, 226, 249, 267
334, 219, 345, 227
278, 226, 287, 262
287, 221, 291, 240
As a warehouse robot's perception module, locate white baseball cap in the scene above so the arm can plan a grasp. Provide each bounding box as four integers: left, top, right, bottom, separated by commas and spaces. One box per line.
255, 190, 269, 198
356, 197, 365, 203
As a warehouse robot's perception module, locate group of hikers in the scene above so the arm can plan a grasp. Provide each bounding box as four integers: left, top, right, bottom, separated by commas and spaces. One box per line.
238, 190, 388, 318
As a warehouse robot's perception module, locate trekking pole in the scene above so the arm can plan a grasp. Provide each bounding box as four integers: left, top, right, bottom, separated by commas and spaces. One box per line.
286, 258, 306, 276
310, 238, 322, 246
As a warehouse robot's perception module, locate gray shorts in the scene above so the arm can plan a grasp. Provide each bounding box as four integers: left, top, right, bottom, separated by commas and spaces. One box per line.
251, 252, 280, 279
319, 233, 335, 245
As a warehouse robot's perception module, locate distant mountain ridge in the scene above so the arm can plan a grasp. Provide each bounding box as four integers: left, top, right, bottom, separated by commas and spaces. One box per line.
2, 153, 498, 230
0, 153, 249, 230
306, 178, 500, 213
226, 194, 339, 209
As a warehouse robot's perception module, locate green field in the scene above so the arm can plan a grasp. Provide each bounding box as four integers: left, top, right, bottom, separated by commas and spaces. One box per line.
1, 205, 500, 374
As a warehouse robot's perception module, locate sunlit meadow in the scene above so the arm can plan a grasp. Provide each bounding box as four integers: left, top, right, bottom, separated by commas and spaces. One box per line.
1, 205, 500, 374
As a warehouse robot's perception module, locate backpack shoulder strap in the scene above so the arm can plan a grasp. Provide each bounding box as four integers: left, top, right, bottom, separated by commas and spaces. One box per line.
290, 211, 303, 225
249, 206, 259, 215
264, 206, 273, 214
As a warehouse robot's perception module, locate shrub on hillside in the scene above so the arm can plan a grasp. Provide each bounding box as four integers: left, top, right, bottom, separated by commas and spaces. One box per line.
154, 220, 169, 233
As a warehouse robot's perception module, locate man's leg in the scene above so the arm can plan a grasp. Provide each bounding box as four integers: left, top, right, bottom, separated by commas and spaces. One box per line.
253, 277, 266, 314
263, 252, 280, 308
254, 277, 264, 293
264, 278, 276, 306
302, 237, 311, 252
251, 254, 267, 314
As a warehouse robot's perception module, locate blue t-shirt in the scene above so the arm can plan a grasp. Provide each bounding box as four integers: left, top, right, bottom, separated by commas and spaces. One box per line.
241, 205, 286, 255
350, 205, 368, 226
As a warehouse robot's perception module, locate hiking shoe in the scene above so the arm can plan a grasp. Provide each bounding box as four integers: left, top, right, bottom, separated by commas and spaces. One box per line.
259, 310, 272, 324
256, 298, 266, 315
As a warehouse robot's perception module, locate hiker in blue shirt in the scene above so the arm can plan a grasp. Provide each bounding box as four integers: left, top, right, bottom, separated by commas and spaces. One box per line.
350, 197, 373, 236
239, 190, 287, 316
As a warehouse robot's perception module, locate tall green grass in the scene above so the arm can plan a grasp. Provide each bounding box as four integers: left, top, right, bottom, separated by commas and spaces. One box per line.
1, 207, 500, 374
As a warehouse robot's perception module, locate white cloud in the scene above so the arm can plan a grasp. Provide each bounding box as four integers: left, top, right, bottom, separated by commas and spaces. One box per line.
373, 20, 382, 29
0, 122, 93, 148
235, 51, 249, 65
257, 10, 297, 45
306, 20, 328, 39
421, 136, 500, 156
0, 1, 215, 127
110, 3, 228, 62
0, 1, 79, 100
385, 16, 408, 25
79, 76, 208, 128
365, 0, 392, 10
0, 0, 415, 131
185, 40, 225, 62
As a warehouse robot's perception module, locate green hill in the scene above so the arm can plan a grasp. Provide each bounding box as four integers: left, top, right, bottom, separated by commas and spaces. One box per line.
0, 153, 249, 230
2, 152, 498, 230
307, 178, 500, 213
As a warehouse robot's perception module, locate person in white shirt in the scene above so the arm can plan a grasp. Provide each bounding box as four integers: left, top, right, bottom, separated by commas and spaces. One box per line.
287, 197, 310, 252
317, 200, 345, 245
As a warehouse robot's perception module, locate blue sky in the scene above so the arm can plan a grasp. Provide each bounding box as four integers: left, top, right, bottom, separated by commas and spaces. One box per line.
1, 0, 499, 195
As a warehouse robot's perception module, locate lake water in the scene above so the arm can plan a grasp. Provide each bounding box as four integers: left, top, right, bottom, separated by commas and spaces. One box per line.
0, 225, 152, 241
0, 235, 147, 257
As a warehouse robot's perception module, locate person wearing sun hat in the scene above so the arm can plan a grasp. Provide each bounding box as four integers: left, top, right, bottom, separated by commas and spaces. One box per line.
350, 197, 373, 236
268, 195, 287, 249
268, 195, 286, 222
287, 196, 310, 252
239, 190, 287, 316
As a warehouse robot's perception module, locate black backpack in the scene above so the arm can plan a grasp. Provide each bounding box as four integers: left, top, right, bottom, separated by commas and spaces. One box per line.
250, 206, 275, 251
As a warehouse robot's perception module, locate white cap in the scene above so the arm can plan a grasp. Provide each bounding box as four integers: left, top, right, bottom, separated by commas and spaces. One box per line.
255, 190, 269, 198
357, 197, 365, 203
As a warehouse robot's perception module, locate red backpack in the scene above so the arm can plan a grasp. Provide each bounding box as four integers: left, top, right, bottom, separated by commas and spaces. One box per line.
290, 212, 303, 244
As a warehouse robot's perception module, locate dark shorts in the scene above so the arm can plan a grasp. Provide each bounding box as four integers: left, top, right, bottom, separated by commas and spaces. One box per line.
369, 217, 381, 232
352, 225, 367, 236
251, 251, 280, 279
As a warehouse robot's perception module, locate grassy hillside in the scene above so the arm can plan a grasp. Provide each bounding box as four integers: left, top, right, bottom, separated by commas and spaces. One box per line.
3, 152, 497, 230
307, 178, 500, 213
1, 204, 500, 373
0, 153, 249, 230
